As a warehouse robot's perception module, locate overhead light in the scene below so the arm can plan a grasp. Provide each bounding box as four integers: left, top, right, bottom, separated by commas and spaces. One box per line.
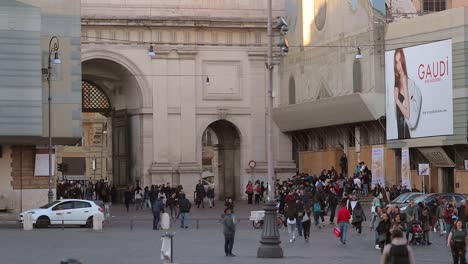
148, 45, 156, 57
355, 47, 363, 59
275, 16, 289, 35
53, 52, 61, 64
205, 75, 210, 85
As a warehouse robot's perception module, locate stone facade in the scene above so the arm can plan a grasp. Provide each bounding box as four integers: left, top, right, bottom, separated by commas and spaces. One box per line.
81, 0, 296, 200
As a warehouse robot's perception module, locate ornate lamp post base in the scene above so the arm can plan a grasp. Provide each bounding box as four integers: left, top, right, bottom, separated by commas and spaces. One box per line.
257, 201, 283, 258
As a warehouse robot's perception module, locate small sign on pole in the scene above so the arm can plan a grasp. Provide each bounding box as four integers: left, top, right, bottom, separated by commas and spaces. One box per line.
418, 163, 430, 194
418, 164, 430, 176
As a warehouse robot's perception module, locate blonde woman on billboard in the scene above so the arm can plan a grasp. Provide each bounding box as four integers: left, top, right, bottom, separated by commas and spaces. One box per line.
393, 48, 422, 139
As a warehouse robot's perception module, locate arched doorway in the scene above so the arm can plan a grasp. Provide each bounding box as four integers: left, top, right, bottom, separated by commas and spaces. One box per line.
81, 58, 145, 198
202, 120, 241, 200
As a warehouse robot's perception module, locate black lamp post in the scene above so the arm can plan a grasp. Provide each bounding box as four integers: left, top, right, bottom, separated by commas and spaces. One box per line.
257, 0, 283, 258
46, 36, 60, 203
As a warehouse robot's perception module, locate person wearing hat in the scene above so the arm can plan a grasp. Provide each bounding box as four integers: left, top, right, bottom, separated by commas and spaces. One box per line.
222, 207, 236, 257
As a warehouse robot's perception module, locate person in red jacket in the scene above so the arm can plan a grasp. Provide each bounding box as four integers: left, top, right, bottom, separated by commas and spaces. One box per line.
337, 201, 352, 244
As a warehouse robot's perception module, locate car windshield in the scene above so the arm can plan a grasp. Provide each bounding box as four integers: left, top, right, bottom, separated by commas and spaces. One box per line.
414, 195, 430, 204
39, 201, 61, 209
392, 193, 412, 204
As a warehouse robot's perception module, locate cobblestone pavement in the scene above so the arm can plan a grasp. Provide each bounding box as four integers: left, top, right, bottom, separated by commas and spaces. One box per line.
0, 201, 453, 264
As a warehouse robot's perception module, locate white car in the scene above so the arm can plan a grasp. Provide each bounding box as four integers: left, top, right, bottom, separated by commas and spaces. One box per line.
18, 199, 104, 228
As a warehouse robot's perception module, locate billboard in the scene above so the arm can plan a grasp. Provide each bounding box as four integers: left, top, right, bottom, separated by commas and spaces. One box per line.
386, 39, 453, 140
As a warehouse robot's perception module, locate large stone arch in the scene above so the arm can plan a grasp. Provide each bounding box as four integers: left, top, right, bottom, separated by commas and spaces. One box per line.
81, 49, 152, 109
199, 118, 244, 200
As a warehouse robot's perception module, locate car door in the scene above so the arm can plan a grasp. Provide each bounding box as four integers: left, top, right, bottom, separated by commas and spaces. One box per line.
71, 201, 93, 225
50, 201, 74, 225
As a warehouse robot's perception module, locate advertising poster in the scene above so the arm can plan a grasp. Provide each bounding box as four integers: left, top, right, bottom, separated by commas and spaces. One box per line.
386, 39, 453, 140
401, 148, 411, 190
371, 146, 385, 187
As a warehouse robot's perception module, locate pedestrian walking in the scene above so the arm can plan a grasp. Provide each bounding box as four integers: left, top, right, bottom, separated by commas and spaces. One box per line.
254, 181, 261, 205
143, 186, 151, 209
447, 220, 467, 264
302, 206, 312, 242
166, 193, 179, 219
152, 197, 164, 230
178, 193, 191, 228
195, 181, 206, 208
124, 187, 133, 213
380, 228, 415, 264
371, 206, 383, 250
287, 216, 297, 243
352, 202, 366, 234
377, 213, 392, 253
337, 201, 351, 245
207, 187, 215, 208
328, 189, 338, 224
135, 188, 143, 210
222, 207, 236, 257
246, 181, 254, 204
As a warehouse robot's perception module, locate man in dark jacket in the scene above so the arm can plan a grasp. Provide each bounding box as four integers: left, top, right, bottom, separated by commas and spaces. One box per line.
178, 193, 191, 228
328, 189, 338, 224
222, 207, 236, 257
152, 197, 164, 230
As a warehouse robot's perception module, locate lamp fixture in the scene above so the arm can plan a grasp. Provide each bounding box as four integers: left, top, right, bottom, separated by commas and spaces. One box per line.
355, 47, 363, 59
148, 45, 156, 57
53, 52, 61, 64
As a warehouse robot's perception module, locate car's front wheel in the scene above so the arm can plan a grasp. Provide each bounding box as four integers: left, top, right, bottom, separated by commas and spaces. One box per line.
36, 216, 50, 228
86, 216, 93, 228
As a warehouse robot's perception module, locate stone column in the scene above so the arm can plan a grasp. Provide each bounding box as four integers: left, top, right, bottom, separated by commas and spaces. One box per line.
150, 58, 173, 184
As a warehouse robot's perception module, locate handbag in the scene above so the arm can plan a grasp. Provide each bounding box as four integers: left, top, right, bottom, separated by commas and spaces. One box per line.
302, 213, 310, 222
287, 218, 296, 225
333, 227, 341, 237
371, 206, 376, 213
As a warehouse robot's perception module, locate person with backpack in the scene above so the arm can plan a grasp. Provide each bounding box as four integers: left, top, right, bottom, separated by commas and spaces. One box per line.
447, 220, 467, 264
312, 195, 323, 229
380, 228, 415, 264
178, 192, 191, 228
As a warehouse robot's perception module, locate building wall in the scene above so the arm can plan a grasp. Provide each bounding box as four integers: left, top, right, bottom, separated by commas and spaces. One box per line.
281, 0, 385, 106
81, 0, 296, 197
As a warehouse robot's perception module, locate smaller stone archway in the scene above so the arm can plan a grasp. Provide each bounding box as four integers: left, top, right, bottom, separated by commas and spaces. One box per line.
202, 120, 241, 201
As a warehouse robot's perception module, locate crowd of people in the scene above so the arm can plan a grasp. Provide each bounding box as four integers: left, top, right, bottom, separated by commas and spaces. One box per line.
244, 162, 467, 264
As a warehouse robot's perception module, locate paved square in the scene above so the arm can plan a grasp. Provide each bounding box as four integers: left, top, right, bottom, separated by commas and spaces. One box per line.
0, 202, 453, 264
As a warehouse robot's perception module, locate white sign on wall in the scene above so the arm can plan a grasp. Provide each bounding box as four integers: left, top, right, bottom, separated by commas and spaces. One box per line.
401, 148, 411, 190
371, 146, 385, 187
34, 154, 56, 176
386, 39, 453, 140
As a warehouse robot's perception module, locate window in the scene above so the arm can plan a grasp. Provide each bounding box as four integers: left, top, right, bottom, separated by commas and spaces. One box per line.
289, 76, 296, 104
73, 201, 91, 209
353, 59, 362, 93
52, 201, 73, 211
423, 0, 447, 12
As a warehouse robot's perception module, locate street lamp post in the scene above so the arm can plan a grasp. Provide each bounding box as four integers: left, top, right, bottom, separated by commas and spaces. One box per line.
257, 0, 283, 258
46, 36, 61, 203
